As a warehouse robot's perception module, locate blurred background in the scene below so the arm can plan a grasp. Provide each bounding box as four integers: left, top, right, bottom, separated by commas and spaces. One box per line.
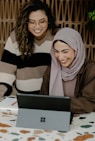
0, 0, 95, 60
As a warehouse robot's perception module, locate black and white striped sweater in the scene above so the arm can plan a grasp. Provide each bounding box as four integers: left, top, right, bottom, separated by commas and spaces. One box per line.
0, 30, 54, 96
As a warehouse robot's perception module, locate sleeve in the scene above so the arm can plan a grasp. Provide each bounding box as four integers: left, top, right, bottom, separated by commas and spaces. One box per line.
0, 35, 17, 96
40, 65, 51, 95
71, 62, 95, 114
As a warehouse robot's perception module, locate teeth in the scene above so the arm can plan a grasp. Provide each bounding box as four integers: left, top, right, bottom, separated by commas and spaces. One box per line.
61, 59, 67, 62
60, 59, 67, 64
60, 60, 67, 63
34, 30, 42, 33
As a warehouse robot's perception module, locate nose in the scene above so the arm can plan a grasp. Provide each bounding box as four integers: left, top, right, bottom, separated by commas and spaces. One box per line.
34, 22, 40, 28
57, 52, 63, 61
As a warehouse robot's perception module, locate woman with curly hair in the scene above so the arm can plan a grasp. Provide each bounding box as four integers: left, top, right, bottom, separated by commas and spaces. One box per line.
0, 0, 58, 97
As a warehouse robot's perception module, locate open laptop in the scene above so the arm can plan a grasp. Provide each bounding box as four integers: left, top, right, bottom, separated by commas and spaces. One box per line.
16, 93, 72, 132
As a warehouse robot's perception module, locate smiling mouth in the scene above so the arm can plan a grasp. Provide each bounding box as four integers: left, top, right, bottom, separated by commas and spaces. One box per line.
60, 59, 67, 63
34, 29, 42, 34
61, 62, 67, 65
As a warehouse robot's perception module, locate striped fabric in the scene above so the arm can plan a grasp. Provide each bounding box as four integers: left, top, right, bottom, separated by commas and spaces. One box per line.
0, 30, 54, 95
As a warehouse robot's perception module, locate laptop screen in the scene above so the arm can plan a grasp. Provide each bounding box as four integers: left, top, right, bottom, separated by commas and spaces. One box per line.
17, 93, 71, 112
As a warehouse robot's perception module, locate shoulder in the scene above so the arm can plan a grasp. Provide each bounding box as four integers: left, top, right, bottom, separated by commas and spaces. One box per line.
5, 30, 16, 45
4, 31, 20, 55
10, 30, 16, 43
80, 59, 95, 79
84, 59, 95, 70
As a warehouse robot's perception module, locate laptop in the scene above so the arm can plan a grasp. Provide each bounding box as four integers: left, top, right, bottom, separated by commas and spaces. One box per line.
16, 93, 72, 132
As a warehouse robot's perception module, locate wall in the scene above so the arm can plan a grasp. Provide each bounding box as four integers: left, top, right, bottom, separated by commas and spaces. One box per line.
0, 0, 95, 60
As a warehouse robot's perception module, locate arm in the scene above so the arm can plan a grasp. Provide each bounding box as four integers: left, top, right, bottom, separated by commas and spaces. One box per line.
71, 60, 95, 114
0, 33, 17, 97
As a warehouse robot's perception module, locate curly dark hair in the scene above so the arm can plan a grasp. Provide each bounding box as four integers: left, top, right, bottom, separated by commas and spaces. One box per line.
15, 0, 57, 57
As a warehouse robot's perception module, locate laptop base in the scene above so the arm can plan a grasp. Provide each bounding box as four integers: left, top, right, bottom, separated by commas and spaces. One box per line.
16, 108, 71, 132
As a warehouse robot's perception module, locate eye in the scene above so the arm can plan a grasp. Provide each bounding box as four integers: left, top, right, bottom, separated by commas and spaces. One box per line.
28, 20, 35, 24
63, 50, 68, 53
40, 19, 47, 24
62, 49, 69, 53
53, 49, 58, 53
54, 51, 58, 53
40, 20, 45, 23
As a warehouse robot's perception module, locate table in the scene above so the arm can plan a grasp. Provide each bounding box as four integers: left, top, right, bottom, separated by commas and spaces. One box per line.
0, 97, 95, 141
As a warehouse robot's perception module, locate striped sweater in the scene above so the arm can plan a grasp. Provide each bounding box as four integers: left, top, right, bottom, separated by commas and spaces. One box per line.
0, 30, 54, 96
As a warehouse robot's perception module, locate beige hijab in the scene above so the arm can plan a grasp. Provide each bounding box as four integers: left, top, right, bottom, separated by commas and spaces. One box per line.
49, 27, 85, 96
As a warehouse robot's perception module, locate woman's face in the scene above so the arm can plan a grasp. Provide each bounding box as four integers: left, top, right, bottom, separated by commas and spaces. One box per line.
53, 41, 75, 68
28, 10, 48, 40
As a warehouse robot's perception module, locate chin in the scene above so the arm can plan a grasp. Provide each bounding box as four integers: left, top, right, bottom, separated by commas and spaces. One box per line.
61, 64, 69, 68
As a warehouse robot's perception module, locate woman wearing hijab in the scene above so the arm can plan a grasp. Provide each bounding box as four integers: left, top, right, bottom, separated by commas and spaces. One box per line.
41, 27, 95, 114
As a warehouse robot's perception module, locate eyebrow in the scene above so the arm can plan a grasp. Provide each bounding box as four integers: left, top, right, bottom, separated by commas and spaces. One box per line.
29, 17, 47, 21
54, 48, 70, 51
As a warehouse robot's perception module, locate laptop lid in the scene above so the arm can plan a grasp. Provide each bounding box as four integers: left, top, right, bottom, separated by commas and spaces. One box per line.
16, 93, 71, 132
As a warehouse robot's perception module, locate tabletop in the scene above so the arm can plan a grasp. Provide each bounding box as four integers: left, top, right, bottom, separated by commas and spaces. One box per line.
0, 96, 95, 141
